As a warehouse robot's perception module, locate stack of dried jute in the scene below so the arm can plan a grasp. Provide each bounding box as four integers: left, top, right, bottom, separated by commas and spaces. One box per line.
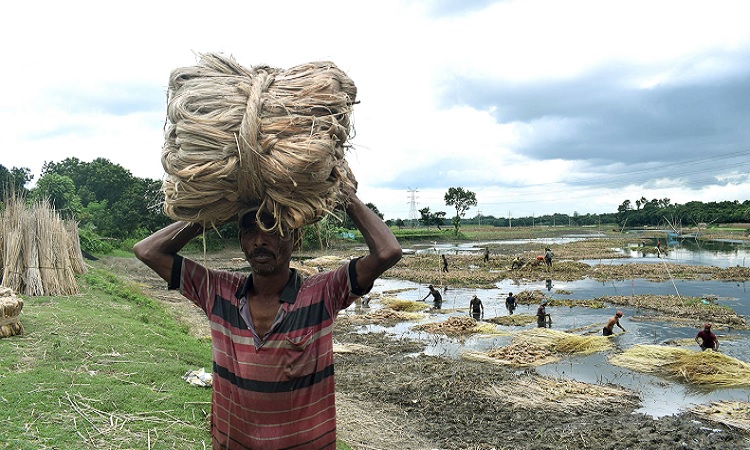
161, 53, 358, 233
0, 286, 23, 338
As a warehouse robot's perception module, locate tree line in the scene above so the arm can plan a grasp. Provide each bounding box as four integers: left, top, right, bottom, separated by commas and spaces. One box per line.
2, 159, 748, 254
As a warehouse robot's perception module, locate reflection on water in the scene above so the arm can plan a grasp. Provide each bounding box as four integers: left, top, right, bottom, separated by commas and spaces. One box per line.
344, 237, 750, 418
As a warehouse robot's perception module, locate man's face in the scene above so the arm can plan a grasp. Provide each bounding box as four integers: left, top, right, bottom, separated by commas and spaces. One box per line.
239, 212, 294, 276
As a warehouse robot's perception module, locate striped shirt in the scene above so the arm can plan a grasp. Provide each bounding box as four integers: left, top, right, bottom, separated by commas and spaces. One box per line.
175, 256, 363, 449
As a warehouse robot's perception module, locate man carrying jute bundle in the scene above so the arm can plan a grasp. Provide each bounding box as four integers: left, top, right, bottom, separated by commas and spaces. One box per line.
136, 53, 402, 449
134, 191, 401, 449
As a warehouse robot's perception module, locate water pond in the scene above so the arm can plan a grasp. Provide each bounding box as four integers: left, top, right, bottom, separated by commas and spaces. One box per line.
344, 238, 750, 418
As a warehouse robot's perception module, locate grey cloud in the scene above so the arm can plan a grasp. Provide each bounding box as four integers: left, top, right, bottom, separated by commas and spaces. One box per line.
437, 55, 750, 172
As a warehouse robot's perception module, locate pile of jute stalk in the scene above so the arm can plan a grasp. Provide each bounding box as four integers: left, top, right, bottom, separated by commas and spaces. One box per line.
1, 196, 85, 296
161, 53, 359, 232
0, 286, 23, 337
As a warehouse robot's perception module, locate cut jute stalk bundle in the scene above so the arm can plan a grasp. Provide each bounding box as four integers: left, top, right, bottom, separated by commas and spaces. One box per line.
413, 316, 503, 336
1, 196, 85, 296
463, 342, 560, 367
609, 344, 750, 387
161, 53, 358, 233
482, 374, 639, 410
514, 327, 614, 355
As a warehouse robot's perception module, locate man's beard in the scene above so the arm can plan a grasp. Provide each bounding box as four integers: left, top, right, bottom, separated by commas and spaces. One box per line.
246, 248, 282, 276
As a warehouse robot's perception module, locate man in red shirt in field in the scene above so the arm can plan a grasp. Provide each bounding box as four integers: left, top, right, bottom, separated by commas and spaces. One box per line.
695, 323, 719, 351
134, 192, 401, 449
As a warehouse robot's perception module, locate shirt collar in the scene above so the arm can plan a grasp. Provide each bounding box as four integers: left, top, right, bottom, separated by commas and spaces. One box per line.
235, 269, 303, 304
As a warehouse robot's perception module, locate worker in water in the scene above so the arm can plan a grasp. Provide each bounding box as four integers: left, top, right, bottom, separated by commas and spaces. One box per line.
421, 284, 443, 310
603, 311, 626, 336
469, 295, 484, 320
505, 292, 517, 315
537, 299, 550, 328
695, 323, 719, 351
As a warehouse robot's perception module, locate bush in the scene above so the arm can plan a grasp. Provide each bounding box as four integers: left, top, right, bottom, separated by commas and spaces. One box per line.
78, 228, 114, 254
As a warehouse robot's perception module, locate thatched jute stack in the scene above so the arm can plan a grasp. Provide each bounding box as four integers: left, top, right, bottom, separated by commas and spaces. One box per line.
161, 53, 358, 233
0, 286, 23, 338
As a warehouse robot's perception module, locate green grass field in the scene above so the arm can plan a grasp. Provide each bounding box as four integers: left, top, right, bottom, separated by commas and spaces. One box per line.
0, 268, 213, 449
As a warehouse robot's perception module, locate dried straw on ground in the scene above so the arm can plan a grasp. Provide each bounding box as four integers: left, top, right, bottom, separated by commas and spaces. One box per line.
482, 374, 639, 410
0, 286, 24, 338
413, 316, 502, 336
1, 196, 86, 296
339, 308, 425, 325
690, 401, 750, 434
462, 342, 560, 367
486, 314, 536, 326
514, 327, 614, 355
380, 297, 430, 312
162, 53, 358, 233
609, 344, 750, 387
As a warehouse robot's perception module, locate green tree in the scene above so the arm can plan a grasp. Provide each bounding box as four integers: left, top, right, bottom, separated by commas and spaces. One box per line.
418, 207, 446, 229
0, 164, 33, 200
444, 187, 477, 236
31, 173, 82, 218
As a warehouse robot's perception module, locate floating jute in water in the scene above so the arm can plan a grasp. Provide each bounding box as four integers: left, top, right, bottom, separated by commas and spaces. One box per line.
161, 53, 358, 233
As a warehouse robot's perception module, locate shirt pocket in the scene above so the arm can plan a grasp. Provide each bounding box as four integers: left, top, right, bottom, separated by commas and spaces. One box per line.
281, 330, 318, 379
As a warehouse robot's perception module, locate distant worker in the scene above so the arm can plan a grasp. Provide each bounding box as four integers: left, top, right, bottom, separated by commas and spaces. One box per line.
537, 299, 550, 328
421, 284, 443, 310
511, 257, 526, 270
442, 254, 449, 273
469, 295, 484, 320
483, 247, 490, 263
603, 311, 626, 336
505, 292, 517, 314
695, 323, 719, 351
544, 247, 554, 268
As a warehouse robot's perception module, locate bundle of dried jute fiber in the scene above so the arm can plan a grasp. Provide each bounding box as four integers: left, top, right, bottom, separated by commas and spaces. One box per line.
0, 286, 24, 338
161, 52, 358, 233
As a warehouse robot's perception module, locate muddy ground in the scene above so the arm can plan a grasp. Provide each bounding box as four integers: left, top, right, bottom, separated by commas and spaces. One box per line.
95, 231, 750, 449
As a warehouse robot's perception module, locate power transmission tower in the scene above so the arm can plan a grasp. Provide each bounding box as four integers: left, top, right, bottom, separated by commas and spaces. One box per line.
407, 187, 419, 227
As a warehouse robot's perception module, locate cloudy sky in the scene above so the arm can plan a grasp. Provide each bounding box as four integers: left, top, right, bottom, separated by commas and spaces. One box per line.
3, 0, 749, 221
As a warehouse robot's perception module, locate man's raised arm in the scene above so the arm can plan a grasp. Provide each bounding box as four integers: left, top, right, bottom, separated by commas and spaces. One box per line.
345, 195, 402, 291
133, 221, 204, 284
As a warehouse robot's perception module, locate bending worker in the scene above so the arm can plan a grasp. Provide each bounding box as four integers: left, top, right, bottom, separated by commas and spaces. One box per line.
603, 311, 626, 336
422, 284, 443, 310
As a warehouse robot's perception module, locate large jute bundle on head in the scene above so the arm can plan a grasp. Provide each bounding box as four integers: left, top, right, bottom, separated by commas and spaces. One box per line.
161, 53, 359, 233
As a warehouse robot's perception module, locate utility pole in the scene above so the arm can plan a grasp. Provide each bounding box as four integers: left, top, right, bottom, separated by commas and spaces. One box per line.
407, 187, 419, 228
477, 208, 482, 228
508, 211, 512, 229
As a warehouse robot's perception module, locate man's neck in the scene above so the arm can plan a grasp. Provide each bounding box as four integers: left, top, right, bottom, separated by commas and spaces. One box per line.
251, 267, 292, 299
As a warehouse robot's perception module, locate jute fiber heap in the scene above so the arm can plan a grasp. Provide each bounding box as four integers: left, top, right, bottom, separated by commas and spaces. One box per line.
162, 53, 359, 233
0, 286, 23, 338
